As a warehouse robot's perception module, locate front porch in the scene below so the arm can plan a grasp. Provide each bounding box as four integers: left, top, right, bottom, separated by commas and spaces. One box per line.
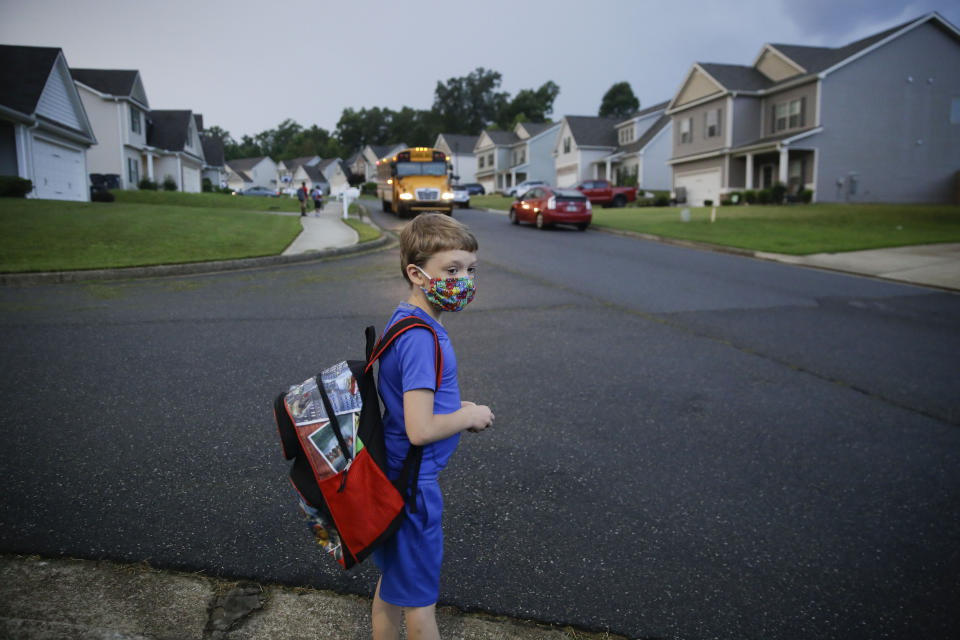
729, 147, 815, 196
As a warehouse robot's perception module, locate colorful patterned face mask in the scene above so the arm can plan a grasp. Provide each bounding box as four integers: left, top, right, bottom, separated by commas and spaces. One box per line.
415, 266, 476, 312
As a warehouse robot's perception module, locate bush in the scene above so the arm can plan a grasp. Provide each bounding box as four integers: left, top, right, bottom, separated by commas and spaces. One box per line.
90, 189, 115, 202
799, 188, 814, 203
0, 176, 33, 197
162, 175, 177, 191
139, 178, 158, 190
743, 189, 757, 204
361, 181, 377, 196
757, 189, 772, 204
703, 199, 714, 207
654, 194, 670, 207
202, 178, 213, 192
771, 182, 787, 204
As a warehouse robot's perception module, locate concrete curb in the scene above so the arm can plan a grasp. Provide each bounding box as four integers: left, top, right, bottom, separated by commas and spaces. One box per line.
0, 221, 390, 286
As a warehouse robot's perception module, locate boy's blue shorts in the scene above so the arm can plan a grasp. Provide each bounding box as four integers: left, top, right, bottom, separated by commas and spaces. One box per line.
373, 481, 444, 607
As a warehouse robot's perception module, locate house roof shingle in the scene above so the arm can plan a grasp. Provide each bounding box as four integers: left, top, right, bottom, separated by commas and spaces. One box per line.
0, 44, 62, 115
148, 110, 193, 151
517, 122, 555, 138
769, 18, 916, 74
438, 133, 480, 152
699, 63, 774, 92
200, 135, 225, 166
226, 156, 270, 172
70, 68, 140, 97
566, 115, 620, 147
303, 165, 327, 183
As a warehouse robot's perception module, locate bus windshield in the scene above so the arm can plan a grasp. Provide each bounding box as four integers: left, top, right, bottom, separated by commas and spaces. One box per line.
396, 161, 447, 178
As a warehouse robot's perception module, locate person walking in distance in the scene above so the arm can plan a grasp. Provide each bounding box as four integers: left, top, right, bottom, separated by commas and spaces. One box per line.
312, 184, 323, 215
371, 213, 494, 640
297, 181, 308, 217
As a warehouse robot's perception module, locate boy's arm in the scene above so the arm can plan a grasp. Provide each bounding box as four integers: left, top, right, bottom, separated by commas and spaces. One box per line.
403, 389, 493, 446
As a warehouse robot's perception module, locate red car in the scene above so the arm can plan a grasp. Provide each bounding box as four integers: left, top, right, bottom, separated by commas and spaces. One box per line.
508, 186, 592, 230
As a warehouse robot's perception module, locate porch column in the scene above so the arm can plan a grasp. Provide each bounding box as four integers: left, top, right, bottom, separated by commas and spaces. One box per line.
605, 158, 612, 182
778, 147, 788, 185
745, 153, 754, 189
146, 153, 155, 180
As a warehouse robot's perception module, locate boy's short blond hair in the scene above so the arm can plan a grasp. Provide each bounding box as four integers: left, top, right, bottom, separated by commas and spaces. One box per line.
399, 213, 478, 284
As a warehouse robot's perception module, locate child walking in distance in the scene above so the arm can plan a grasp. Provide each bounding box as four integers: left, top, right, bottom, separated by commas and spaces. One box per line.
372, 213, 494, 640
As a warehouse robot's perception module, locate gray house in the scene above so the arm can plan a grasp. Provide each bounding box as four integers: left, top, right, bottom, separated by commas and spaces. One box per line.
1, 45, 97, 201
666, 12, 960, 205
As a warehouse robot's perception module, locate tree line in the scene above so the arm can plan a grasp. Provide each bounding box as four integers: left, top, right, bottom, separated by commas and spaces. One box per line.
205, 68, 640, 162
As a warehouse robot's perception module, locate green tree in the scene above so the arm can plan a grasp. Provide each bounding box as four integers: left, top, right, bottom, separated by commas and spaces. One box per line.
598, 81, 640, 120
496, 80, 560, 129
432, 67, 509, 134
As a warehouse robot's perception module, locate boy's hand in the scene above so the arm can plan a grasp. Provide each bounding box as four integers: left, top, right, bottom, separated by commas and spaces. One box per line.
460, 401, 493, 433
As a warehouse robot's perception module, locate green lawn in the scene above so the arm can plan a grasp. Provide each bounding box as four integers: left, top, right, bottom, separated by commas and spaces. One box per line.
471, 194, 515, 211
112, 189, 300, 212
0, 197, 302, 272
591, 203, 960, 254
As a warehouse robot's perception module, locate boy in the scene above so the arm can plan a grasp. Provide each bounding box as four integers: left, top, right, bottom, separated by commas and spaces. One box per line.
372, 213, 494, 640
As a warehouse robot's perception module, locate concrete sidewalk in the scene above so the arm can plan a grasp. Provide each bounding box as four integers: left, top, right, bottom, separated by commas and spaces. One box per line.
0, 555, 622, 640
756, 242, 960, 291
282, 199, 359, 256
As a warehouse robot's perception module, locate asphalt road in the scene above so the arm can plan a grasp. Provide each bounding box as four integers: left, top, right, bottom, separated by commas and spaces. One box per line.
1, 206, 958, 639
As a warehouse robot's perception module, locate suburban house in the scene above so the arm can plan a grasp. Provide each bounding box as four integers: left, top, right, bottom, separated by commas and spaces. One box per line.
72, 67, 152, 190
225, 156, 277, 192
473, 129, 517, 194
0, 45, 97, 201
277, 155, 320, 193
603, 101, 673, 191
359, 143, 406, 182
323, 158, 351, 195
505, 121, 562, 192
147, 109, 206, 192
552, 115, 620, 188
200, 132, 226, 189
666, 12, 960, 206
434, 133, 479, 184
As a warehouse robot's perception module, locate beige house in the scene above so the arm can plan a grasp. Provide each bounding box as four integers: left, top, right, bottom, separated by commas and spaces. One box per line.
226, 156, 277, 192
434, 133, 479, 184
667, 12, 960, 205
72, 68, 152, 190
148, 109, 206, 192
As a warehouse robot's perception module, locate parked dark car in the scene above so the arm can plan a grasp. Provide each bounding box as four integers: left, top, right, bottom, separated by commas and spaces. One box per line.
508, 186, 592, 230
234, 186, 278, 197
461, 183, 485, 195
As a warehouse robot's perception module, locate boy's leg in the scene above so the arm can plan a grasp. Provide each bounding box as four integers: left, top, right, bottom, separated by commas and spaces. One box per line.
372, 577, 402, 640
404, 604, 440, 640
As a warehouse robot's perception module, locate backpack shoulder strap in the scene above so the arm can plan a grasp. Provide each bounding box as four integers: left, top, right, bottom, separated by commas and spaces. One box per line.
364, 316, 442, 389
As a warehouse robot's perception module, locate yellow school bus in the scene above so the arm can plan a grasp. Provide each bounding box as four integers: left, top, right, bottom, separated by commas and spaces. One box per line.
376, 147, 454, 216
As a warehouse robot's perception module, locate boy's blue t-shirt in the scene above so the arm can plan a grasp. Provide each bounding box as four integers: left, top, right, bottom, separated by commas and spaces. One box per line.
377, 302, 461, 478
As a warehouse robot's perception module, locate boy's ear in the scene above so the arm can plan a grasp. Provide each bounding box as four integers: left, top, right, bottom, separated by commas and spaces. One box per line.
405, 264, 425, 285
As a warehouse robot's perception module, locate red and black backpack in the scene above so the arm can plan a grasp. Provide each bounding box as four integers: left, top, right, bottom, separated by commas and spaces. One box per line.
273, 317, 440, 569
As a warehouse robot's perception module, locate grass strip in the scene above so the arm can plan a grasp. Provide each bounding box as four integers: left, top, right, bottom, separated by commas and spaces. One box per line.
0, 198, 301, 272
591, 203, 960, 254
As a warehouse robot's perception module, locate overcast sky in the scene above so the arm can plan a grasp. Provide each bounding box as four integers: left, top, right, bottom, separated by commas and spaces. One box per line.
2, 0, 959, 141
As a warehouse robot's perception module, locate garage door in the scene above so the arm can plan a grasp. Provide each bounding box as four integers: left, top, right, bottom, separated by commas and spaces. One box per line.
32, 138, 86, 201
674, 169, 721, 207
556, 165, 578, 188
182, 166, 201, 193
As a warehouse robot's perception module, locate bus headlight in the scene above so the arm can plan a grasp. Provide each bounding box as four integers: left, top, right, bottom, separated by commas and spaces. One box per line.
399, 192, 414, 200
441, 192, 454, 200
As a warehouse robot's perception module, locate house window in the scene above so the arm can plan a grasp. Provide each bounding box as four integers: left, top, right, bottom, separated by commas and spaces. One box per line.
563, 137, 571, 153
478, 155, 485, 168
618, 126, 634, 144
487, 153, 493, 166
705, 109, 722, 138
679, 118, 692, 144
773, 98, 805, 132
127, 157, 139, 185
185, 123, 193, 148
130, 106, 141, 134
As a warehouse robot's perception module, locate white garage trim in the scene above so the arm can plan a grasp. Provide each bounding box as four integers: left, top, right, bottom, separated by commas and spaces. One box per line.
674, 168, 721, 207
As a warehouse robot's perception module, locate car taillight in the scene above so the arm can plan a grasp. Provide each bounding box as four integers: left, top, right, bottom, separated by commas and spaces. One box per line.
547, 196, 556, 210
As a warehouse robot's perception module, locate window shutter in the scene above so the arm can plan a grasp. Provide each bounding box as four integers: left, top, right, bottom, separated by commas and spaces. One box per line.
717, 109, 722, 136
771, 105, 776, 134
800, 97, 807, 127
